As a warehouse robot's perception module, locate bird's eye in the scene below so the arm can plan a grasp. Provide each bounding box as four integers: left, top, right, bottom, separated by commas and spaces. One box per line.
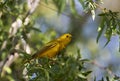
66, 35, 69, 38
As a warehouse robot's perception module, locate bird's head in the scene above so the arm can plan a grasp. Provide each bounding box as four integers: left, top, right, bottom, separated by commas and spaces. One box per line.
58, 33, 72, 45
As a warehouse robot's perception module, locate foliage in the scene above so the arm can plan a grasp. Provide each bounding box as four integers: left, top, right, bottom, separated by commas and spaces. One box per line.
0, 0, 120, 81
25, 51, 91, 81
97, 10, 120, 46
0, 0, 41, 80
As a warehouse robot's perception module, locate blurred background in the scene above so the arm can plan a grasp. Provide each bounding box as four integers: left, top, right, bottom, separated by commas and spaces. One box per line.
0, 0, 120, 81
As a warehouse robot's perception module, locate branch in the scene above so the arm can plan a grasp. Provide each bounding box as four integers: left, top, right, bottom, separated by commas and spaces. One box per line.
91, 60, 120, 78
0, 0, 40, 77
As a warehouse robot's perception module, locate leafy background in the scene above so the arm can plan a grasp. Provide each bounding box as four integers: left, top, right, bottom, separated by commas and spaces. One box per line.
0, 0, 120, 81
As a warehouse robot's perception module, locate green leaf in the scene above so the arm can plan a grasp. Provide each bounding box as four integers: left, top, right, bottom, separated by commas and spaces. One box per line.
104, 39, 110, 48
77, 49, 81, 59
114, 75, 120, 80
4, 66, 12, 74
106, 76, 110, 81
78, 73, 86, 79
78, 0, 85, 9
97, 17, 105, 43
31, 27, 41, 32
39, 67, 50, 81
80, 59, 89, 62
53, 0, 66, 14
82, 71, 92, 76
70, 0, 77, 15
104, 19, 112, 47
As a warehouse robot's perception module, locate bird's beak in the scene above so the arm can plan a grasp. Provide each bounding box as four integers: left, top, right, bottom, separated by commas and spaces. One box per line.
70, 35, 72, 38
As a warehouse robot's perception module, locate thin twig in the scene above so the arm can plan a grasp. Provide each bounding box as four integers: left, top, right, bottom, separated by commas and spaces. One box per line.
91, 60, 117, 78
93, 2, 108, 13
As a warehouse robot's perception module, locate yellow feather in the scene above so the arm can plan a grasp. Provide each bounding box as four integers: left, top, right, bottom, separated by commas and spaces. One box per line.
32, 33, 72, 58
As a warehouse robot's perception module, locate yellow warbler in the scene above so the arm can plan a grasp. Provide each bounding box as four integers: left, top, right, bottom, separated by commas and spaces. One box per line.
32, 33, 72, 58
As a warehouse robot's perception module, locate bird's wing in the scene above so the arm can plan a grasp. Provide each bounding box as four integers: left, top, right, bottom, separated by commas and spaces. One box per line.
40, 40, 58, 53
32, 40, 58, 58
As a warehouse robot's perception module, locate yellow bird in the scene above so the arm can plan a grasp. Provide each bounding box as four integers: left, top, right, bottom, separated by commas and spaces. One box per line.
32, 33, 72, 59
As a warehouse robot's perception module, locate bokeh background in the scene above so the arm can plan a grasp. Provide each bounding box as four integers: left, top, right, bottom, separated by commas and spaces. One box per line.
0, 0, 120, 81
